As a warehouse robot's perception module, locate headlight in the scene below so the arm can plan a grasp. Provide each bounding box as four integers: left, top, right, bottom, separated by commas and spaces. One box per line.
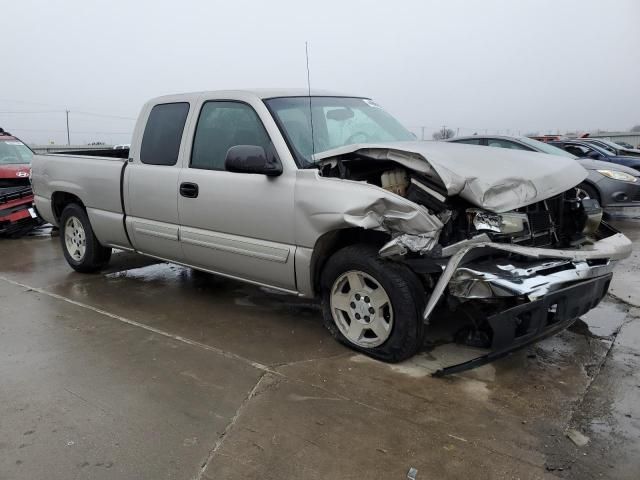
467, 209, 529, 235
597, 169, 637, 183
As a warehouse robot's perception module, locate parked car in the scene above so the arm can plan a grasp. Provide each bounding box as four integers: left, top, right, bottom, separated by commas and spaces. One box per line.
0, 129, 42, 236
448, 135, 640, 210
549, 140, 640, 171
30, 90, 631, 375
615, 141, 635, 149
579, 138, 640, 157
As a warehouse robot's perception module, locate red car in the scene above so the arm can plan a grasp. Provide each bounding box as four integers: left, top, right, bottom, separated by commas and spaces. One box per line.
0, 129, 42, 236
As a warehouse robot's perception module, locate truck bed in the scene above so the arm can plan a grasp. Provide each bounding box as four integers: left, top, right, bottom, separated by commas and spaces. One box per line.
31, 152, 131, 248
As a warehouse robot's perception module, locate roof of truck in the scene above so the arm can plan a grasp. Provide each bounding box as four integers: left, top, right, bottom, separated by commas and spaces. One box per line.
149, 88, 362, 103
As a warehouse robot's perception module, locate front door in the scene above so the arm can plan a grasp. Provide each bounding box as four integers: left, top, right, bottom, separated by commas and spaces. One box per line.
178, 100, 297, 291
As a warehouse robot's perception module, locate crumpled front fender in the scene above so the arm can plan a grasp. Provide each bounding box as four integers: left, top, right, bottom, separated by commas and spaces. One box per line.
295, 170, 443, 248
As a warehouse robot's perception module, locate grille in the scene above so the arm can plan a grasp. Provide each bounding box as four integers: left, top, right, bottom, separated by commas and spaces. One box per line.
513, 194, 565, 247
0, 178, 30, 188
0, 185, 33, 204
527, 211, 552, 233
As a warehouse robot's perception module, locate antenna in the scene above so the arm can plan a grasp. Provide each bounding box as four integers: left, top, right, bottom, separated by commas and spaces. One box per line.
305, 41, 316, 157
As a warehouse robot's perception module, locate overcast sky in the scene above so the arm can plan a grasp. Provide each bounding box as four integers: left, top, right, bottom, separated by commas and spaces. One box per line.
2, 0, 639, 145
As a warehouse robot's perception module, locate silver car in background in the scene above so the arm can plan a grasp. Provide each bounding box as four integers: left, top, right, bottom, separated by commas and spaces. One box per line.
448, 135, 640, 214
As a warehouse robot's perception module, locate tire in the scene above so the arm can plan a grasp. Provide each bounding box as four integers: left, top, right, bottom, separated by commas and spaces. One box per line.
59, 203, 112, 273
320, 244, 426, 362
576, 183, 601, 205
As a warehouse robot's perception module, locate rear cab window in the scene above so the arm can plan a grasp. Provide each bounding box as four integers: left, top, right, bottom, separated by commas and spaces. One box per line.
140, 103, 190, 166
451, 138, 483, 145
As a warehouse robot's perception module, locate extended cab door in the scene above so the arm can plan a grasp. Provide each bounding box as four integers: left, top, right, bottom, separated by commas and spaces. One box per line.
177, 99, 297, 291
123, 101, 190, 261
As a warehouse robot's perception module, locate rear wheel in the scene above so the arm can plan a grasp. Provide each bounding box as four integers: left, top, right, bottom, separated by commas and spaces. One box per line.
320, 244, 426, 362
60, 204, 111, 272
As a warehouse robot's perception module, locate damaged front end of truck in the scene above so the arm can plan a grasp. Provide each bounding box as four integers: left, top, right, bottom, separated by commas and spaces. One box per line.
312, 141, 632, 375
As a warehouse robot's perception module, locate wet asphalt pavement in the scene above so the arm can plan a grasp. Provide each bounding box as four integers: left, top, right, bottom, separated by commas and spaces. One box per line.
1, 220, 639, 479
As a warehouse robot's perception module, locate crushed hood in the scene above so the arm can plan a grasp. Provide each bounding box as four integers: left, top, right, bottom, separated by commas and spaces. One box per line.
314, 141, 588, 212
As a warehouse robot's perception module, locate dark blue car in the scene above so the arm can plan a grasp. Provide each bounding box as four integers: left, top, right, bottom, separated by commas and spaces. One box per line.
550, 140, 640, 171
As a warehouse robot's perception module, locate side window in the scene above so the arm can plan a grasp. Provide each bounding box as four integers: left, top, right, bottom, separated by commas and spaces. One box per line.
191, 101, 273, 171
140, 102, 190, 166
564, 145, 589, 157
453, 138, 482, 145
486, 139, 531, 150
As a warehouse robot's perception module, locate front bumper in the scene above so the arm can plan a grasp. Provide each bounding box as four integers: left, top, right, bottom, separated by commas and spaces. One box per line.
0, 186, 40, 235
424, 227, 631, 376
434, 273, 612, 376
424, 230, 631, 322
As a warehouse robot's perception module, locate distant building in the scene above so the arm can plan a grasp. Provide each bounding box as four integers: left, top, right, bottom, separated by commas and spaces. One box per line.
586, 132, 640, 148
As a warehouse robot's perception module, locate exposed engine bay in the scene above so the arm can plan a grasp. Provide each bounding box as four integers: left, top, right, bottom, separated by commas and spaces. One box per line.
317, 152, 630, 375
318, 156, 604, 252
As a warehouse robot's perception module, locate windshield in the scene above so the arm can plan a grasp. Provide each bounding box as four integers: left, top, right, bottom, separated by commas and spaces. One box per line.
580, 142, 612, 156
0, 140, 34, 165
264, 96, 414, 166
518, 137, 577, 158
593, 139, 628, 152
585, 139, 617, 153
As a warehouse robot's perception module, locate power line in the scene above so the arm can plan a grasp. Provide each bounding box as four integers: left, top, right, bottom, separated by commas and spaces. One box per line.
71, 110, 137, 121
9, 127, 131, 135
0, 98, 66, 109
0, 109, 136, 120
0, 111, 63, 114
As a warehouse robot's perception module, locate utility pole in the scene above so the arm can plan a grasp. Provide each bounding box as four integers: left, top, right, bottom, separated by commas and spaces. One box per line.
421, 126, 425, 140
65, 110, 70, 145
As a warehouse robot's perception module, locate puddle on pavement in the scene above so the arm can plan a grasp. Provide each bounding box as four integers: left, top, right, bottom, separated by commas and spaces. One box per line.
103, 260, 320, 314
26, 226, 54, 237
105, 262, 190, 283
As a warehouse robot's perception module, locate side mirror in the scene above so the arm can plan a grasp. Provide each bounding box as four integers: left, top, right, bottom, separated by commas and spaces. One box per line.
587, 151, 602, 160
225, 145, 282, 177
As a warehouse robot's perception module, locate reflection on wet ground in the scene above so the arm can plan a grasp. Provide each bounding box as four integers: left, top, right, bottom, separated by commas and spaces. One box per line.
0, 219, 639, 479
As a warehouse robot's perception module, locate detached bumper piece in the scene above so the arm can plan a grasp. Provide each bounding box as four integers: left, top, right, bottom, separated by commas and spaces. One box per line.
433, 273, 612, 377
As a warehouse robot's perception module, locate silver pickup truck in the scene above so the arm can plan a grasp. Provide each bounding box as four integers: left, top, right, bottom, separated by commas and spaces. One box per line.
31, 89, 632, 374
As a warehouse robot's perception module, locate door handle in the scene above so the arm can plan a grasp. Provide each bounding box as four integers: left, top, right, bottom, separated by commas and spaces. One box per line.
179, 182, 199, 198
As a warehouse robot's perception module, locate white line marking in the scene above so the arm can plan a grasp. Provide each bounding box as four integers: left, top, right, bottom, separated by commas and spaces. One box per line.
0, 275, 273, 374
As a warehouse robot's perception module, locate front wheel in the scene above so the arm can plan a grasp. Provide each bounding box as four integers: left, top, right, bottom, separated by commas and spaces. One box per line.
320, 244, 426, 362
60, 204, 112, 273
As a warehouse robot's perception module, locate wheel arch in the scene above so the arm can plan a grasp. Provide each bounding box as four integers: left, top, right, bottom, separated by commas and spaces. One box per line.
577, 179, 602, 203
51, 191, 86, 221
310, 228, 391, 297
